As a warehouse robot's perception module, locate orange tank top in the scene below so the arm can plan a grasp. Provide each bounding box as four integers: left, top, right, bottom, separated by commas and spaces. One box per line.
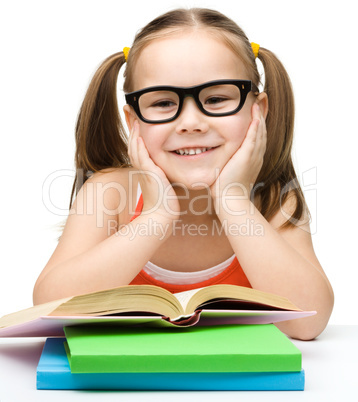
128, 194, 251, 293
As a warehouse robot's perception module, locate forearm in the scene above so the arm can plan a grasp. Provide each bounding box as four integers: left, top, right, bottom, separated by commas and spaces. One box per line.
215, 197, 334, 340
33, 214, 174, 304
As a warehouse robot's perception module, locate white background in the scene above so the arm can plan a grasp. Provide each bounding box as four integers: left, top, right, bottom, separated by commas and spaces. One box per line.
0, 0, 357, 325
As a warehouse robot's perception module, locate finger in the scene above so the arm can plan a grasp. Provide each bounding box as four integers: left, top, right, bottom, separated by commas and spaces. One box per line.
257, 114, 267, 157
244, 116, 260, 147
127, 121, 134, 158
257, 107, 266, 136
137, 136, 155, 172
136, 137, 168, 192
241, 105, 264, 158
250, 103, 266, 146
128, 120, 139, 151
253, 114, 266, 156
252, 102, 261, 119
261, 115, 267, 146
137, 136, 148, 165
128, 121, 140, 167
255, 114, 267, 160
248, 103, 261, 138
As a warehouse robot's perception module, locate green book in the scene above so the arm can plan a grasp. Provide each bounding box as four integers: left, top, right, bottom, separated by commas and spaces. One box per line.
64, 324, 302, 374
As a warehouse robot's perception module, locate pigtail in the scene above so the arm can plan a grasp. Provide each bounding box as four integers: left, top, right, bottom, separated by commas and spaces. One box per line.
254, 47, 307, 228
69, 51, 130, 208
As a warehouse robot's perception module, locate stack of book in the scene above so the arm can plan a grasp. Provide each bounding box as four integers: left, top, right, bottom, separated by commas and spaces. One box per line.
0, 284, 313, 391
36, 324, 305, 391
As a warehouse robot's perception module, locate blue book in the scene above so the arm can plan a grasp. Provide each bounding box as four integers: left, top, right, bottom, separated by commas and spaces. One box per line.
37, 338, 305, 391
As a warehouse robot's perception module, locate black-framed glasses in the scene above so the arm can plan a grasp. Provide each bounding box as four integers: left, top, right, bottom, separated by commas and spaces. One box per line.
125, 79, 253, 124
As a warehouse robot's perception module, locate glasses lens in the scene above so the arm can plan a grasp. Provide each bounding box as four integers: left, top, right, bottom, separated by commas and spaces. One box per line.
138, 91, 180, 122
199, 84, 241, 114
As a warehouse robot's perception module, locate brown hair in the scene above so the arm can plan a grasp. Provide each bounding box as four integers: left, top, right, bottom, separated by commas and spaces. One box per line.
70, 7, 308, 229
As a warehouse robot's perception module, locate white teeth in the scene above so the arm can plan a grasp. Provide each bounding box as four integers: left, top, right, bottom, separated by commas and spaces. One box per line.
174, 147, 213, 155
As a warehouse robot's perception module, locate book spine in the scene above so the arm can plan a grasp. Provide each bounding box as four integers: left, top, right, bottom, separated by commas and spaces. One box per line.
37, 370, 305, 391
70, 353, 301, 373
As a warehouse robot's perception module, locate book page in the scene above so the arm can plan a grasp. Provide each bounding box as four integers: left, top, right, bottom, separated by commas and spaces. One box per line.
50, 285, 182, 320
173, 288, 204, 313
175, 284, 302, 317
0, 297, 71, 329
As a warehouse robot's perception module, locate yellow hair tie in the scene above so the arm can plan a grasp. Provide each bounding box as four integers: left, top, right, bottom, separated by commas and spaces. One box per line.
123, 47, 130, 61
251, 42, 260, 59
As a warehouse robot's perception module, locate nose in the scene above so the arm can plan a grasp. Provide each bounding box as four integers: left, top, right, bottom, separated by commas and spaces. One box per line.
175, 97, 209, 135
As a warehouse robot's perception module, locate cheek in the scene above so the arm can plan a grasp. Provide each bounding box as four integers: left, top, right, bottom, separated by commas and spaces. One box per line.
139, 124, 166, 160
221, 114, 252, 149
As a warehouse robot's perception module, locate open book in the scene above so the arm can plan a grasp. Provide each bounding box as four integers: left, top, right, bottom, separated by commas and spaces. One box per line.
0, 284, 316, 337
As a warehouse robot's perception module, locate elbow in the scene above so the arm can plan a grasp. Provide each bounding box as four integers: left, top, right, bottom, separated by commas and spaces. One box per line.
33, 263, 62, 305
276, 319, 326, 341
32, 279, 43, 305
289, 327, 320, 342
275, 320, 319, 341
33, 275, 51, 305
277, 292, 335, 341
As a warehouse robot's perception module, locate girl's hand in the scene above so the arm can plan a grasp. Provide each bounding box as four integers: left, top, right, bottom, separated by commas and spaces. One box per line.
210, 103, 267, 201
128, 121, 180, 221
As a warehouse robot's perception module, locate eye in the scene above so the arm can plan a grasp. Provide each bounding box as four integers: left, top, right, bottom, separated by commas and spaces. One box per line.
205, 96, 229, 105
151, 100, 177, 108
200, 84, 241, 110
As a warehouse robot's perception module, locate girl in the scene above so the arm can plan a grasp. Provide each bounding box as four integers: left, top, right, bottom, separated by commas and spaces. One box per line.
33, 8, 334, 340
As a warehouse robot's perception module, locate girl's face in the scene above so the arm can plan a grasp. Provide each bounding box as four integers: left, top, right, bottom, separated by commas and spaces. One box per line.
124, 30, 258, 190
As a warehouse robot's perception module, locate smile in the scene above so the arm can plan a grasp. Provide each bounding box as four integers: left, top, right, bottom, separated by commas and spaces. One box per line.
173, 147, 217, 155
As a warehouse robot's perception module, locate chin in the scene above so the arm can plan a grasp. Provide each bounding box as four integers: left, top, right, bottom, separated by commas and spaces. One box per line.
167, 170, 219, 191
